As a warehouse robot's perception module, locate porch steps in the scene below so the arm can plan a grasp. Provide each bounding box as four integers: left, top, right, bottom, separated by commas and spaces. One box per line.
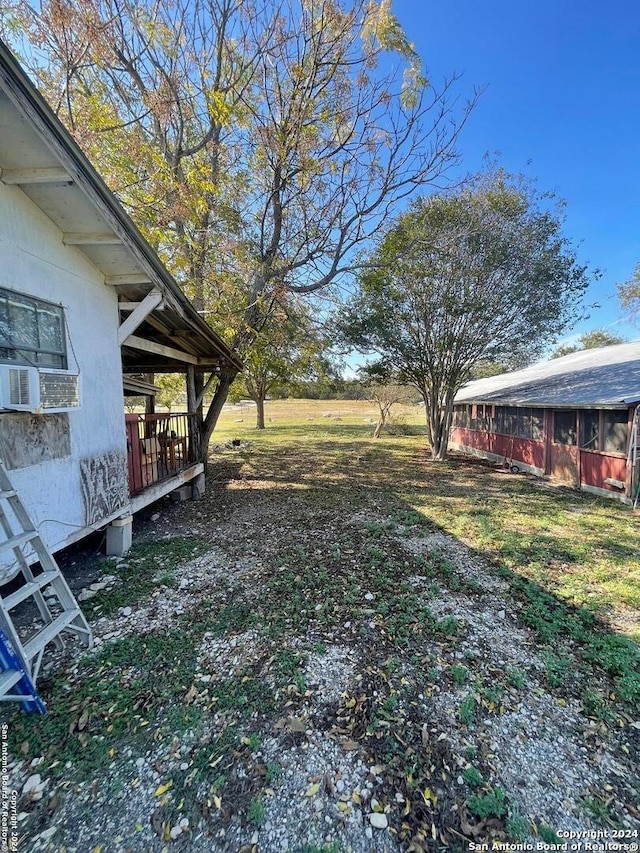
0, 460, 92, 712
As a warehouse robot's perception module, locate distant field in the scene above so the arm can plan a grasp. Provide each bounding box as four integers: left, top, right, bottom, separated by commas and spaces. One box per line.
215, 397, 426, 438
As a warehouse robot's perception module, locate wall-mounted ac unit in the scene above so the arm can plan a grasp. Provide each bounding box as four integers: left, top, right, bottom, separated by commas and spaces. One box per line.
0, 366, 81, 413
38, 370, 81, 412
0, 365, 40, 411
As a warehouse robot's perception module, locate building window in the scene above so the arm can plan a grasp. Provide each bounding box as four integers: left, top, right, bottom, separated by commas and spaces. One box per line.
0, 287, 67, 369
603, 410, 628, 454
579, 410, 628, 454
580, 411, 600, 450
554, 410, 576, 445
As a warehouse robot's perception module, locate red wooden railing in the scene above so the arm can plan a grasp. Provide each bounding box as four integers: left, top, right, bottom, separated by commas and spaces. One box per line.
125, 412, 193, 495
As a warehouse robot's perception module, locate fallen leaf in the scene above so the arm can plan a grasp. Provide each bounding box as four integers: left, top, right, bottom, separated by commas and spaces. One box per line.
183, 684, 198, 704
154, 781, 173, 797
78, 710, 89, 731
305, 782, 320, 797
341, 739, 359, 751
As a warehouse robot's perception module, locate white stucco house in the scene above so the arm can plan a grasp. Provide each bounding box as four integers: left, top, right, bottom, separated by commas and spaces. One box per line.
0, 39, 241, 561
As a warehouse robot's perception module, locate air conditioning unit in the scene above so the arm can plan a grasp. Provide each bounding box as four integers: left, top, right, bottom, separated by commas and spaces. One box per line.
0, 365, 40, 411
38, 370, 81, 412
0, 365, 81, 413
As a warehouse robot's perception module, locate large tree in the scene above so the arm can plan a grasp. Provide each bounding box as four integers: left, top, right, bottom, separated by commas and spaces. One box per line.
233, 300, 332, 429
337, 170, 595, 459
1, 0, 474, 464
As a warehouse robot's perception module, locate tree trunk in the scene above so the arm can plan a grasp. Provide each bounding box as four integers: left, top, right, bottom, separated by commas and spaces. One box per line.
255, 396, 266, 429
426, 396, 454, 461
188, 369, 238, 470
372, 401, 392, 438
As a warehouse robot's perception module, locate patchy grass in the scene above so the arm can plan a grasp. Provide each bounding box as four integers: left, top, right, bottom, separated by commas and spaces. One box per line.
5, 400, 639, 849
83, 536, 210, 617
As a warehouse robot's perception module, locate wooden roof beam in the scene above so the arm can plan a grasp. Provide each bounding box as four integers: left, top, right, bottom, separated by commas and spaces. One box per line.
124, 334, 199, 364
105, 274, 153, 286
118, 289, 164, 346
63, 232, 122, 245
0, 166, 72, 184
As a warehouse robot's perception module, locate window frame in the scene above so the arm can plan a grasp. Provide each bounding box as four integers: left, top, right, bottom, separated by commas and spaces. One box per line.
0, 286, 67, 370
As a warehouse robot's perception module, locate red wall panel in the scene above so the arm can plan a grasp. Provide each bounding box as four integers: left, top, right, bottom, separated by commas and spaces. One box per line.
580, 450, 626, 490
451, 427, 545, 469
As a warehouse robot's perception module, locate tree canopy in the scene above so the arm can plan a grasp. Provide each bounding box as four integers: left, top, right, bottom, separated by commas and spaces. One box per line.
337, 169, 595, 459
617, 262, 640, 326
232, 299, 333, 428
551, 329, 627, 359
1, 0, 475, 461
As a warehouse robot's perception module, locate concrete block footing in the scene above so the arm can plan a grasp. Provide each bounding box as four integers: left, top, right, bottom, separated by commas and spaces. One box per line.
106, 514, 133, 556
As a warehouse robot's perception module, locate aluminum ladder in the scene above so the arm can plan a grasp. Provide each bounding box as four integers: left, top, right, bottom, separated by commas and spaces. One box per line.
627, 406, 640, 510
0, 627, 46, 714
0, 460, 92, 705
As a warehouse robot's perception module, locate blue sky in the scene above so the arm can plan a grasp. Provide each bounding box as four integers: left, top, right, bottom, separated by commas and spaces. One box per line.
393, 0, 640, 345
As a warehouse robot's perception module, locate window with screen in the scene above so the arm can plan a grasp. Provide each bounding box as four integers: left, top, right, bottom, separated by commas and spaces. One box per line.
0, 287, 67, 369
554, 410, 577, 445
580, 411, 600, 450
602, 410, 628, 454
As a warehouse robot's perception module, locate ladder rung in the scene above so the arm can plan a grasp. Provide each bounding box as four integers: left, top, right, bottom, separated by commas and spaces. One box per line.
0, 530, 38, 555
24, 610, 84, 660
0, 490, 17, 499
0, 669, 23, 695
2, 571, 60, 610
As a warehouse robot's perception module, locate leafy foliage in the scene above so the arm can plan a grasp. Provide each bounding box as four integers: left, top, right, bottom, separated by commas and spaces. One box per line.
337, 168, 595, 458
551, 329, 626, 359
2, 0, 474, 455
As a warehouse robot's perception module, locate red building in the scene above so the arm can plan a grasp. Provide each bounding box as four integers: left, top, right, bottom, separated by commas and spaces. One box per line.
449, 344, 640, 504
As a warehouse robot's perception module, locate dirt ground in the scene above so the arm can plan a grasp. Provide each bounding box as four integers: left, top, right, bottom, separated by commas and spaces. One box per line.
4, 427, 640, 852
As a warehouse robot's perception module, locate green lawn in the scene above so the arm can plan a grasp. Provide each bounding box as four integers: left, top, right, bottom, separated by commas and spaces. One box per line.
216, 398, 640, 641
7, 400, 639, 849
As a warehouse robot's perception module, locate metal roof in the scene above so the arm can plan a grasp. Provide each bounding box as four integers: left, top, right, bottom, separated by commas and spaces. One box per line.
455, 342, 640, 409
0, 39, 242, 374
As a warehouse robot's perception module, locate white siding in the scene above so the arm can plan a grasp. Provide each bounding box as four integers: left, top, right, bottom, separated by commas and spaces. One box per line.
0, 181, 128, 557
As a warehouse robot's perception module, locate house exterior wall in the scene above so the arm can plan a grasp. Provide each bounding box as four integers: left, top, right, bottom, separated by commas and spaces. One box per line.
0, 182, 128, 558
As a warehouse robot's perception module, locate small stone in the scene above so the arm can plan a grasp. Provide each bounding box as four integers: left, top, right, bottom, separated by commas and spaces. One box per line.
151, 513, 161, 521
179, 818, 189, 828
364, 592, 375, 601
77, 589, 97, 601
199, 674, 211, 683
180, 762, 189, 771
365, 827, 373, 840
457, 775, 464, 785
251, 831, 259, 844
336, 779, 345, 793
90, 581, 107, 591
170, 825, 182, 839
22, 774, 42, 797
369, 812, 388, 829
497, 609, 506, 619
39, 826, 57, 841
120, 607, 132, 617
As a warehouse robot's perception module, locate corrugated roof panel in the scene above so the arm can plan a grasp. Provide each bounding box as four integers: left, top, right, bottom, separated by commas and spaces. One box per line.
455, 342, 640, 407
